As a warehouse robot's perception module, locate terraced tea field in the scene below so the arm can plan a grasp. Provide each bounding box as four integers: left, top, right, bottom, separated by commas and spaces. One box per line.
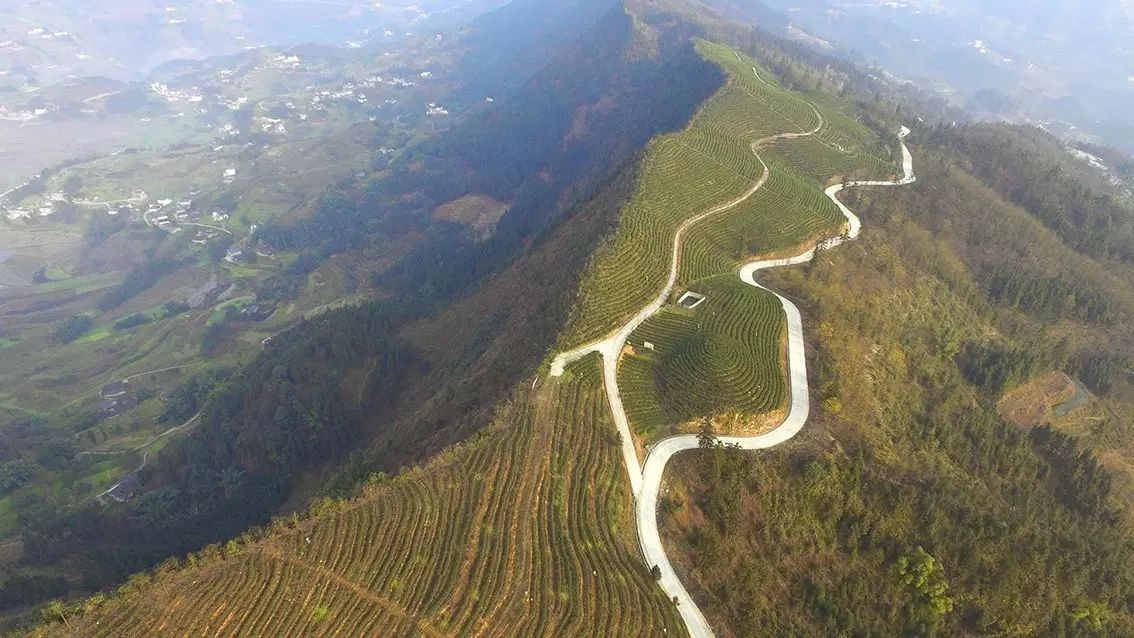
618, 276, 787, 441
50, 357, 684, 637
677, 165, 845, 284
559, 40, 895, 350
34, 34, 911, 638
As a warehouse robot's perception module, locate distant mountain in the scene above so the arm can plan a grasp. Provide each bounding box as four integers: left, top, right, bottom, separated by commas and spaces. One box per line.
740, 0, 1134, 150
0, 0, 507, 88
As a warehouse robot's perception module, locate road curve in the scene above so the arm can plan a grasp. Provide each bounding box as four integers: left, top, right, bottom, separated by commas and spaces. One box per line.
637, 126, 914, 637
550, 66, 823, 496
548, 56, 915, 636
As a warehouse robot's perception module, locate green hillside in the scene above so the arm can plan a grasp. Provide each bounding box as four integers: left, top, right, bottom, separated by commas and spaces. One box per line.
658, 127, 1134, 635
21, 0, 1134, 636
43, 359, 683, 637
619, 275, 787, 441
559, 40, 895, 348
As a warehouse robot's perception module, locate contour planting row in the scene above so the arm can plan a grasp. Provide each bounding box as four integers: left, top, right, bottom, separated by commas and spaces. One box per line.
806, 92, 897, 155
678, 165, 846, 284
767, 136, 895, 184
68, 358, 684, 637
560, 135, 753, 346
618, 276, 787, 443
559, 44, 822, 349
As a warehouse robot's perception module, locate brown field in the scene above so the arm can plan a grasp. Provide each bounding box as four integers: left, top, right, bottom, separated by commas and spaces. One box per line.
433, 195, 510, 240
997, 371, 1082, 428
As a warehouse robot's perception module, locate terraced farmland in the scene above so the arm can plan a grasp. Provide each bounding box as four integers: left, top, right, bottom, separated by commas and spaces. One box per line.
558, 42, 822, 348
558, 40, 894, 350
677, 164, 846, 284
618, 276, 787, 442
49, 357, 684, 637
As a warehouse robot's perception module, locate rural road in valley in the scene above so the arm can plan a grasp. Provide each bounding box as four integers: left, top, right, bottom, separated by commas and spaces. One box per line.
549, 57, 916, 636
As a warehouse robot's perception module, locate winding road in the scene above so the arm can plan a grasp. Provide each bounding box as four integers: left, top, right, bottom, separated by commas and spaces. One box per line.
549, 62, 916, 637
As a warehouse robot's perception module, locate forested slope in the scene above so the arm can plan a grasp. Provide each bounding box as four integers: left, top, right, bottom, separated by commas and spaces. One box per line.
658, 126, 1134, 635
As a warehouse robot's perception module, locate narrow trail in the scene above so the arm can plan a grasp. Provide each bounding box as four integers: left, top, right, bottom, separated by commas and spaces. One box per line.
549, 60, 917, 637
87, 412, 202, 503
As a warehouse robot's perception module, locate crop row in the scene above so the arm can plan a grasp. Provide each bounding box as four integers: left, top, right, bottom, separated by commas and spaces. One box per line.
678, 165, 846, 284
768, 136, 894, 184
558, 43, 826, 349
68, 357, 685, 637
618, 276, 787, 442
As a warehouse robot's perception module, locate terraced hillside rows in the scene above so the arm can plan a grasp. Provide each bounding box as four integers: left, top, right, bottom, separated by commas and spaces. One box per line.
618, 275, 787, 442
676, 166, 845, 284
46, 358, 684, 637
547, 32, 915, 636
556, 40, 898, 448
559, 43, 817, 348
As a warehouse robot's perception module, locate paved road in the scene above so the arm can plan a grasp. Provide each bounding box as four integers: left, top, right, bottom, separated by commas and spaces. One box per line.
550, 62, 916, 636
637, 126, 914, 637
550, 66, 824, 495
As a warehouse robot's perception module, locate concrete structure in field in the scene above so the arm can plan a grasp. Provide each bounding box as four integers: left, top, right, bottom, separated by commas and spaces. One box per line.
677, 291, 706, 309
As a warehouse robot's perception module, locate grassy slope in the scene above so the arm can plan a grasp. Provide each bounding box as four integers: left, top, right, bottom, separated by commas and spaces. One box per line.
562, 39, 895, 443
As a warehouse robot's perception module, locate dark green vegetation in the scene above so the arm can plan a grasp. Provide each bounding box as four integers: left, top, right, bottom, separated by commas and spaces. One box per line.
934, 124, 1134, 265
51, 316, 93, 344
661, 122, 1134, 636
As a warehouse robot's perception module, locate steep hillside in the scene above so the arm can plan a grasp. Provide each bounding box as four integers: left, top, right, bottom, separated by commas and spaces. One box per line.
0, 2, 725, 625
21, 1, 1134, 636
657, 129, 1134, 635
38, 359, 684, 637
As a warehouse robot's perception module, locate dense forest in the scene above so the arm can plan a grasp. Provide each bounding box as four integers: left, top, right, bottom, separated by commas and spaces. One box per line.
930, 124, 1134, 264
14, 301, 418, 594
661, 119, 1134, 636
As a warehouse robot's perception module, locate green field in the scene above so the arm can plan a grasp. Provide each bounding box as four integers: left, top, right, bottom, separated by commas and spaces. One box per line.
558, 40, 894, 349
619, 276, 787, 441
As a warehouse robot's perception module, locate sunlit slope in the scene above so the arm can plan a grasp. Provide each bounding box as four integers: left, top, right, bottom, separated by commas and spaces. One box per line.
558, 39, 897, 441
618, 275, 787, 441
559, 40, 895, 349
47, 358, 683, 637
